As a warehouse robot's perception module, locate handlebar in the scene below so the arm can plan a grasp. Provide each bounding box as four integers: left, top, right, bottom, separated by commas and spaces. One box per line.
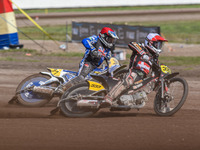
92, 49, 111, 76
103, 55, 111, 76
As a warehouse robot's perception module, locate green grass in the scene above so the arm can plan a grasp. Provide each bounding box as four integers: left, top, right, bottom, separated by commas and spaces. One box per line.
14, 4, 200, 14
1, 49, 200, 68
0, 49, 36, 53
18, 20, 200, 44
159, 56, 200, 66
0, 56, 39, 62
15, 4, 200, 43
47, 52, 84, 57
125, 54, 200, 67
125, 20, 200, 44
18, 25, 67, 41
0, 49, 84, 57
0, 49, 84, 63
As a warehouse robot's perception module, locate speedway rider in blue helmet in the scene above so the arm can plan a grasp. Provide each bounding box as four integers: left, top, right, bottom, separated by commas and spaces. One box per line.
62, 27, 119, 91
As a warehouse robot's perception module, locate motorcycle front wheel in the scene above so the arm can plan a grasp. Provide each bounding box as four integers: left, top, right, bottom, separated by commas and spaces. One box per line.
154, 77, 188, 116
16, 73, 58, 107
60, 82, 100, 118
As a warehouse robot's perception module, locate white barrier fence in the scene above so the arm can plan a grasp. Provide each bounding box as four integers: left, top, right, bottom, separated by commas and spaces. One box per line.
12, 0, 200, 9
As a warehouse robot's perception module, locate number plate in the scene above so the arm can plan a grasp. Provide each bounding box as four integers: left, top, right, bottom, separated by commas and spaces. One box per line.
161, 65, 171, 74
88, 81, 105, 91
49, 68, 62, 76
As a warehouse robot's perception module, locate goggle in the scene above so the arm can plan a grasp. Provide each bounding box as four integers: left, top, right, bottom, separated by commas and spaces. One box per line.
153, 41, 163, 49
106, 36, 117, 44
108, 30, 119, 39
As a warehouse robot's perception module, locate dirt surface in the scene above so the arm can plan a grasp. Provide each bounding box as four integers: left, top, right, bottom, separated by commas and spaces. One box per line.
0, 9, 200, 150
0, 49, 200, 150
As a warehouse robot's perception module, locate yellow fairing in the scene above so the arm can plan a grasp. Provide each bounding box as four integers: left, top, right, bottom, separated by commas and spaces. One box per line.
93, 57, 119, 74
109, 57, 119, 68
161, 65, 171, 74
88, 81, 105, 91
49, 68, 62, 77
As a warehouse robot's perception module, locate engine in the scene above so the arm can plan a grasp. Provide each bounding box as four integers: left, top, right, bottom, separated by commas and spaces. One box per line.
120, 91, 148, 106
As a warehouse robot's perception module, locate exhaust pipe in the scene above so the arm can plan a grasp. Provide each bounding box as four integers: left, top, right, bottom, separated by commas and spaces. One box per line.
77, 100, 99, 108
32, 86, 54, 96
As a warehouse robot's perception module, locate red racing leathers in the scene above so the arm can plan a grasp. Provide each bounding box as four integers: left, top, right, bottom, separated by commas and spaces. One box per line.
128, 42, 153, 78
104, 42, 153, 106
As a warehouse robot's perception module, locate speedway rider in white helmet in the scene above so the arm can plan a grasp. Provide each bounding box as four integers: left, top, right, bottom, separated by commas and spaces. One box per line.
145, 33, 168, 54
103, 33, 168, 106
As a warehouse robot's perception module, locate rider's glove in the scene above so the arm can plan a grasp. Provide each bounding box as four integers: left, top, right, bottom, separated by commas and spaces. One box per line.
91, 50, 103, 58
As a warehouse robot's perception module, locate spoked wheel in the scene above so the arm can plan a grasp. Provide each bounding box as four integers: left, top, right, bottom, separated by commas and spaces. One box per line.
154, 77, 188, 116
16, 73, 58, 107
60, 82, 100, 118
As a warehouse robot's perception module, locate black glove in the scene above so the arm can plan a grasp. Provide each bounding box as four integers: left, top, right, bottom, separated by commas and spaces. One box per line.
91, 50, 102, 58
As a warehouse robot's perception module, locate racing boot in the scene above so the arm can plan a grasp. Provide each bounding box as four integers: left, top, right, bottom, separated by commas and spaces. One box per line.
103, 81, 125, 107
102, 70, 137, 107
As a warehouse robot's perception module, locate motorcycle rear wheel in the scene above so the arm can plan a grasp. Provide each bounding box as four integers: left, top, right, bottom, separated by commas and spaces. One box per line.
154, 77, 188, 116
16, 73, 58, 107
60, 82, 100, 118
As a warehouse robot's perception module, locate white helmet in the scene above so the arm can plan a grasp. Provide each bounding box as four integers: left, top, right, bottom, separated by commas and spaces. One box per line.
145, 33, 168, 54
